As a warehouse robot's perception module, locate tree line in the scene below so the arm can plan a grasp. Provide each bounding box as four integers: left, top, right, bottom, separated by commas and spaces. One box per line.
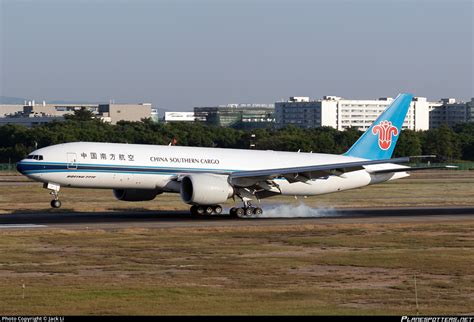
0, 115, 473, 163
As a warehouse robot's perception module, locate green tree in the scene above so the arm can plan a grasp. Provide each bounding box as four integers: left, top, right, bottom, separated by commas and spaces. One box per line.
2, 119, 474, 163
423, 124, 462, 161
64, 107, 95, 121
453, 123, 474, 160
393, 130, 422, 157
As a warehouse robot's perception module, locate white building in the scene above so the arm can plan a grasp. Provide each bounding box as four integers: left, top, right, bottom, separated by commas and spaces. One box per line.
276, 96, 470, 130
164, 112, 195, 122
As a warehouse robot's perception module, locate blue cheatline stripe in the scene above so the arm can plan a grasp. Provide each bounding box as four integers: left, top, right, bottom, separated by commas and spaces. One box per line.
18, 162, 238, 176
23, 170, 180, 175
18, 161, 237, 172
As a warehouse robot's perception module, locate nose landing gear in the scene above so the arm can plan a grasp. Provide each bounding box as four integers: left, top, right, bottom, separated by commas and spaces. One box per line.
45, 183, 62, 209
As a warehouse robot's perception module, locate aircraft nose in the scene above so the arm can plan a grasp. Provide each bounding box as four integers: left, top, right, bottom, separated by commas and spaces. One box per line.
16, 160, 26, 174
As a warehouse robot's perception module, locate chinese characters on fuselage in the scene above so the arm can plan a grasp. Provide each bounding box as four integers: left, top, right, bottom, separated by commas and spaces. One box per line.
80, 152, 135, 162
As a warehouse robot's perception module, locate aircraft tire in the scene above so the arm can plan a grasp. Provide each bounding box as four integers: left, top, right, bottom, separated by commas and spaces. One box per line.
51, 200, 61, 208
214, 205, 223, 215
190, 205, 199, 216
196, 206, 206, 215
245, 207, 254, 217
235, 207, 245, 218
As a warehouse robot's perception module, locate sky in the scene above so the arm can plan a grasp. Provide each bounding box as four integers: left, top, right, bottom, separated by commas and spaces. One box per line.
1, 0, 473, 110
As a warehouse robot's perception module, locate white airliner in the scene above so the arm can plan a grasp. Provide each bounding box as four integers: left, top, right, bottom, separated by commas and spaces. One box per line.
16, 94, 449, 217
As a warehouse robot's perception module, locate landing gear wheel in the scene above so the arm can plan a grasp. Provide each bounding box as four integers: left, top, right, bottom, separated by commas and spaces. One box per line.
229, 207, 237, 217
205, 206, 214, 215
214, 205, 223, 215
196, 206, 205, 215
190, 205, 198, 216
235, 207, 245, 218
245, 207, 254, 217
50, 199, 61, 209
253, 207, 263, 216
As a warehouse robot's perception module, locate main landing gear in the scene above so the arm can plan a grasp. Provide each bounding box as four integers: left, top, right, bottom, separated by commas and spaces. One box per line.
234, 200, 263, 218
229, 205, 263, 218
45, 183, 62, 209
189, 204, 263, 218
190, 205, 223, 216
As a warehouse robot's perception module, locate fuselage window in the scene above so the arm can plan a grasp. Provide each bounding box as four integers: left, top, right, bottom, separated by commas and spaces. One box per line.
38, 155, 43, 160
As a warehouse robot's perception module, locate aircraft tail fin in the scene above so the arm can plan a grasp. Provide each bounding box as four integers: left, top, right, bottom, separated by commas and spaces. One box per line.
344, 93, 413, 160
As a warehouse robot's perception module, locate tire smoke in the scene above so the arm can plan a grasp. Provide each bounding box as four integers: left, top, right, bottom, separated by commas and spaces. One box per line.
259, 203, 338, 218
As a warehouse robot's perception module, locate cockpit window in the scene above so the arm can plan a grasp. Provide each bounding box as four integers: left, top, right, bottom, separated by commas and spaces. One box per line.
25, 155, 43, 160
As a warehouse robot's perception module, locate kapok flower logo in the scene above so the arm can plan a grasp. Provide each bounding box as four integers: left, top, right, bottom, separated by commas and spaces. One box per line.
371, 120, 399, 150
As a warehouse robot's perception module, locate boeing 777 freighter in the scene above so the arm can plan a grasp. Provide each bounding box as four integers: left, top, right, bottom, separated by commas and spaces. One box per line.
16, 94, 450, 217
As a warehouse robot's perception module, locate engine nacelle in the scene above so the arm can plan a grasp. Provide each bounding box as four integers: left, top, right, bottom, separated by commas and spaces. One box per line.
113, 189, 161, 202
180, 174, 233, 205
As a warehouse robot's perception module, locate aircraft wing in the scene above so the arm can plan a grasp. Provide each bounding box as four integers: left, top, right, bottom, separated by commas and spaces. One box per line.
229, 157, 410, 182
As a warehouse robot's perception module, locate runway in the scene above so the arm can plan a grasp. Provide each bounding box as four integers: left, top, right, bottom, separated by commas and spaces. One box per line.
0, 206, 472, 230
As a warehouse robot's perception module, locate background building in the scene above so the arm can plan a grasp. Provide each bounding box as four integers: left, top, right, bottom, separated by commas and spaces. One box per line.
429, 98, 470, 128
276, 96, 471, 131
164, 112, 195, 122
98, 103, 152, 125
469, 98, 474, 122
194, 104, 275, 129
0, 104, 24, 117
0, 101, 154, 127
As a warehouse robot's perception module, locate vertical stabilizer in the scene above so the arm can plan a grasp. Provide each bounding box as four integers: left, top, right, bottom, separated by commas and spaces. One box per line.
344, 93, 413, 160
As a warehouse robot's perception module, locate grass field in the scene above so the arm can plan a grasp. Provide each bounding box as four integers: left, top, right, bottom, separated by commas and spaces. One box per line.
0, 170, 473, 315
0, 222, 472, 315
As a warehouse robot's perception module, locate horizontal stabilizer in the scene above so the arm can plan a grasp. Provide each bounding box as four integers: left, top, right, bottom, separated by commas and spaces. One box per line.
367, 165, 457, 174
408, 155, 437, 159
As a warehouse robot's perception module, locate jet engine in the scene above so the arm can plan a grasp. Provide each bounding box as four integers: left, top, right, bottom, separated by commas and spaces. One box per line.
180, 174, 234, 205
113, 189, 161, 201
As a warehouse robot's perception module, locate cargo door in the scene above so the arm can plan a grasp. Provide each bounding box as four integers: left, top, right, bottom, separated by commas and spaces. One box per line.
67, 152, 77, 170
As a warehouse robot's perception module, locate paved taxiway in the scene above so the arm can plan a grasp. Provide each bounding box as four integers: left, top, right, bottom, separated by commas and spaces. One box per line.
0, 206, 472, 230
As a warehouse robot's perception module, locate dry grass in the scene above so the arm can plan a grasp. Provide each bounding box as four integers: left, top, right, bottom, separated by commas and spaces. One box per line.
0, 222, 472, 315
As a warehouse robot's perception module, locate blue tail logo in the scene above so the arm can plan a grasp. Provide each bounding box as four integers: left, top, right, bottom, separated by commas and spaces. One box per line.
344, 93, 413, 160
